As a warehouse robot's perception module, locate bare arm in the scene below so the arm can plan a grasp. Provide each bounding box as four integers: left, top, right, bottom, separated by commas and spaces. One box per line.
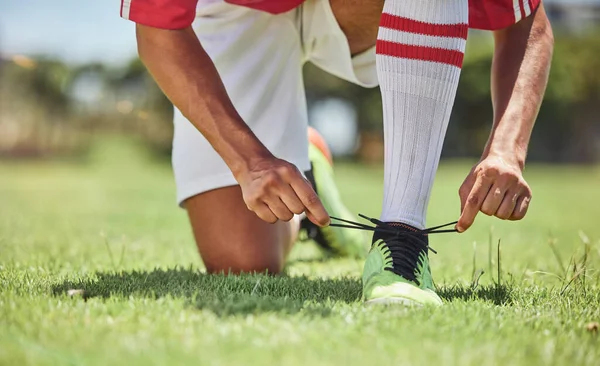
136, 25, 329, 226
487, 4, 554, 168
136, 25, 267, 176
457, 5, 554, 232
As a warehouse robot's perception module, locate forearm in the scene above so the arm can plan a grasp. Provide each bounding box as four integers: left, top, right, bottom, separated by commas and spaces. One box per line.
484, 5, 554, 169
136, 24, 271, 177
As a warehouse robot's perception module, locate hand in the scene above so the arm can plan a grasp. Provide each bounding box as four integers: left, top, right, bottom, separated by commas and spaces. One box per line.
236, 156, 330, 227
457, 155, 532, 232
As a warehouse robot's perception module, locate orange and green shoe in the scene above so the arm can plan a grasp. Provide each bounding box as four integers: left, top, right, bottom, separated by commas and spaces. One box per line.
299, 127, 368, 258
330, 215, 457, 306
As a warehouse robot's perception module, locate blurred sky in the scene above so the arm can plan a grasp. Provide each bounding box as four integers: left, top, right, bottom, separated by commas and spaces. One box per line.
0, 0, 137, 65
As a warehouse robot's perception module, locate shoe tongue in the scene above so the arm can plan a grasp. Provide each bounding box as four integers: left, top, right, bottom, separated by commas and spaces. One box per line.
372, 222, 429, 247
388, 222, 420, 232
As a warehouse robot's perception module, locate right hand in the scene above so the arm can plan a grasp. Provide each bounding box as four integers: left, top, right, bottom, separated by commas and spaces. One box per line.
236, 156, 330, 227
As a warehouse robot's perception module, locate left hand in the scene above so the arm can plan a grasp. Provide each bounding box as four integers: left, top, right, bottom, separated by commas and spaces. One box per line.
457, 155, 532, 232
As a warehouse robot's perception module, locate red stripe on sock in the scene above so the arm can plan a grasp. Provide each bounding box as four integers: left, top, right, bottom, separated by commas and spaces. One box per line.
380, 13, 468, 40
376, 40, 464, 68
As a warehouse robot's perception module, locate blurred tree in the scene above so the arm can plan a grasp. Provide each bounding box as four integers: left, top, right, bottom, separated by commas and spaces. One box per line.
1, 29, 598, 163
305, 30, 600, 163
0, 56, 89, 158
110, 59, 174, 157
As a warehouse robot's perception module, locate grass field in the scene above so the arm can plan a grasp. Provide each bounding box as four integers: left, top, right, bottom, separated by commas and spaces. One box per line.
1, 139, 599, 366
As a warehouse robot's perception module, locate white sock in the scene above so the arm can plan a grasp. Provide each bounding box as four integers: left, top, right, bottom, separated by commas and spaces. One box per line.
377, 0, 469, 229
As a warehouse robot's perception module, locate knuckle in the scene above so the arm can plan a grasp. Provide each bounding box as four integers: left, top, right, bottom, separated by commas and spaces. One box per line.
291, 206, 304, 215
459, 219, 472, 229
496, 211, 510, 220
246, 194, 261, 206
276, 163, 290, 172
264, 171, 279, 186
511, 212, 525, 220
501, 172, 517, 182
265, 171, 277, 184
481, 207, 494, 216
483, 166, 500, 177
467, 196, 480, 207
260, 213, 277, 224
255, 186, 269, 198
480, 174, 494, 183
305, 193, 321, 207
511, 193, 520, 203
277, 164, 294, 178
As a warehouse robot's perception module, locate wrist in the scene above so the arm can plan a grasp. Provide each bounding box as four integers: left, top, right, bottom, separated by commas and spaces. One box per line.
481, 144, 527, 171
226, 138, 274, 180
186, 108, 274, 180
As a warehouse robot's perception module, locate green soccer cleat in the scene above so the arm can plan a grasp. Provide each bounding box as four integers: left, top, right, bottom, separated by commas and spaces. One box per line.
300, 128, 368, 258
362, 223, 443, 306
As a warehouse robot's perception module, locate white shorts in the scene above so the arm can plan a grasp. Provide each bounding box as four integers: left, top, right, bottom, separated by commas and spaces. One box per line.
172, 0, 378, 205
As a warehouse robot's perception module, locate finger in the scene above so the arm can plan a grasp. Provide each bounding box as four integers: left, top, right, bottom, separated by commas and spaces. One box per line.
480, 184, 507, 217
304, 210, 320, 227
458, 174, 477, 213
251, 203, 278, 224
265, 197, 294, 222
510, 194, 531, 221
289, 176, 329, 227
277, 184, 305, 215
496, 189, 520, 220
457, 176, 492, 232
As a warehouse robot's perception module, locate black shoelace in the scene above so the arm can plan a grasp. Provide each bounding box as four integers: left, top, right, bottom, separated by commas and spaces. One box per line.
329, 214, 458, 284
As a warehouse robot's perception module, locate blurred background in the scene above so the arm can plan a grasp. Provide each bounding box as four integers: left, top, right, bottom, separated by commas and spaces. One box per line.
0, 0, 599, 164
